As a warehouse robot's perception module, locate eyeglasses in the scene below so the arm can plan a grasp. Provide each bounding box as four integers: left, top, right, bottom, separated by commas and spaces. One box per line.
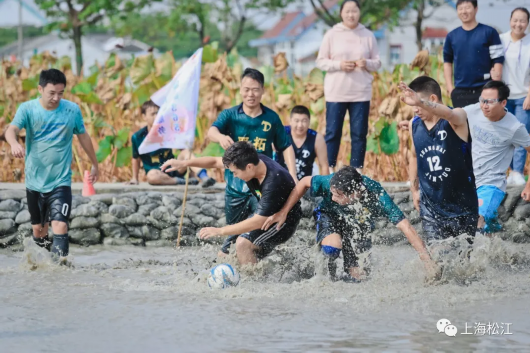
479, 97, 501, 106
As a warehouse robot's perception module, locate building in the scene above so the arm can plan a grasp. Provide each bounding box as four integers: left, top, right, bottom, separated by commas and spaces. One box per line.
0, 0, 47, 27
0, 33, 159, 75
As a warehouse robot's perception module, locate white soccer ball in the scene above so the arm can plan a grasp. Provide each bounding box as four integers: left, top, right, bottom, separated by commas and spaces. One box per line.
207, 264, 240, 289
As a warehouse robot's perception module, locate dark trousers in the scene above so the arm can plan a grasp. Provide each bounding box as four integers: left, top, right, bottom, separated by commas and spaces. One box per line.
325, 101, 370, 168
451, 87, 483, 108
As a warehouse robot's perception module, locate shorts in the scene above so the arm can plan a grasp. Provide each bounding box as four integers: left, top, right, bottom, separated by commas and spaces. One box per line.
220, 194, 258, 254
314, 209, 372, 269
145, 167, 186, 179
420, 202, 478, 245
27, 186, 72, 226
222, 204, 302, 258
477, 185, 506, 233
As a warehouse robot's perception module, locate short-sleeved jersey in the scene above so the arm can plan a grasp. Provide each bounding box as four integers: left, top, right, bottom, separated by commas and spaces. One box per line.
12, 99, 86, 193
310, 174, 405, 230
131, 126, 175, 173
213, 104, 291, 198
246, 155, 300, 217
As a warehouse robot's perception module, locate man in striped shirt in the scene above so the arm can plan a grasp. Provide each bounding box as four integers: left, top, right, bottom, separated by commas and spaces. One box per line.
443, 0, 504, 108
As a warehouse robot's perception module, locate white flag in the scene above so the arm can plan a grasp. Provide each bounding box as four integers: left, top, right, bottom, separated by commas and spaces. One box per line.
138, 48, 203, 154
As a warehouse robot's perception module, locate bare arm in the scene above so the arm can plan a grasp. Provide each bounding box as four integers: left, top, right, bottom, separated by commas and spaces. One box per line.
6, 125, 25, 158
443, 63, 454, 94
77, 132, 99, 183
199, 213, 268, 239
408, 120, 420, 212
207, 126, 234, 150
282, 145, 298, 183
161, 156, 224, 172
315, 133, 329, 176
492, 63, 503, 81
520, 146, 530, 201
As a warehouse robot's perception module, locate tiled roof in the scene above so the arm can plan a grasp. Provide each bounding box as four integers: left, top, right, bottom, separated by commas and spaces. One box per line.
262, 11, 304, 39
422, 27, 448, 39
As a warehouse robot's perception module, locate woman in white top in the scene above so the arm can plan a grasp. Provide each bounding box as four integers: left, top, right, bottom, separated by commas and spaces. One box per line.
503, 7, 530, 185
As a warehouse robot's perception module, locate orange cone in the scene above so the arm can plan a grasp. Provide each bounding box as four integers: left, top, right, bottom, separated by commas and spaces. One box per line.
82, 170, 96, 197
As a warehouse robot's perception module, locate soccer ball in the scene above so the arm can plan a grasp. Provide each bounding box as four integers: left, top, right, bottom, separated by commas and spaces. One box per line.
207, 264, 240, 289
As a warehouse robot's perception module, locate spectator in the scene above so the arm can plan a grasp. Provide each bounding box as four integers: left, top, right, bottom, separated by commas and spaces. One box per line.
501, 7, 530, 186
316, 0, 381, 172
443, 0, 504, 108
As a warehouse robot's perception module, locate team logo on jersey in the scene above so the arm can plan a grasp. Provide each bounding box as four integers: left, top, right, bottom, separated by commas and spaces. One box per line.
261, 121, 271, 132
438, 130, 447, 141
419, 144, 451, 183
301, 149, 310, 158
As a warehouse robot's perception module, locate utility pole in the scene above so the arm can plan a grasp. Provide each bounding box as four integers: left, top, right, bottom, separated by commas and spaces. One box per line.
18, 0, 23, 61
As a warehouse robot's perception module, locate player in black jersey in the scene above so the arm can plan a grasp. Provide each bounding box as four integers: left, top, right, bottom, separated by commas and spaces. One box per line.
400, 77, 479, 245
275, 106, 329, 179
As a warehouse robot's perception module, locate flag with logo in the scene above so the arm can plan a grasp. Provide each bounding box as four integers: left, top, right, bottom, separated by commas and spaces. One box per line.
138, 48, 203, 154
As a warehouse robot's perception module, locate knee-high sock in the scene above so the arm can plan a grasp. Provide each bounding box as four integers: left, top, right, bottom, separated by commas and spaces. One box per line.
33, 235, 51, 252
51, 234, 69, 257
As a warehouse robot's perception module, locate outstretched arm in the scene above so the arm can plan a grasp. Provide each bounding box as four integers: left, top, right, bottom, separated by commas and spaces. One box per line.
77, 132, 99, 183
161, 156, 224, 172
399, 81, 468, 126
199, 214, 268, 240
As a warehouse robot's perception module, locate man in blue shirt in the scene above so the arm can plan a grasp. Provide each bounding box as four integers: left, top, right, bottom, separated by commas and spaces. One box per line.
6, 69, 99, 260
443, 0, 504, 108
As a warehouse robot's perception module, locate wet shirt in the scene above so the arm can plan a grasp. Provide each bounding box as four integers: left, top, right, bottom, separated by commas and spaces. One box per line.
275, 126, 317, 180
213, 104, 291, 198
12, 98, 86, 193
246, 155, 300, 217
310, 174, 405, 229
132, 126, 175, 173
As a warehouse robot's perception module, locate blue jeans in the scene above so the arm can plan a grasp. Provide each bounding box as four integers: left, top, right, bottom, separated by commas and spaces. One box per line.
325, 101, 370, 168
507, 97, 530, 173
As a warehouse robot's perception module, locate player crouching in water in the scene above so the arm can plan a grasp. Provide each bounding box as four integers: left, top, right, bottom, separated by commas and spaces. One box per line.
262, 167, 440, 282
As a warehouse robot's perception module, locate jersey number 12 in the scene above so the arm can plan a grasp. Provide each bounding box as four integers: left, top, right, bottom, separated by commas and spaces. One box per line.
427, 156, 442, 172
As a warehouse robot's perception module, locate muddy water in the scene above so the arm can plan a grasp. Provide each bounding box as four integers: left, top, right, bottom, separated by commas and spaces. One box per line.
1, 235, 530, 352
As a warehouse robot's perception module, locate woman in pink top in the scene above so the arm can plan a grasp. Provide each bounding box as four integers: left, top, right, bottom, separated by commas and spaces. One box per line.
316, 0, 381, 171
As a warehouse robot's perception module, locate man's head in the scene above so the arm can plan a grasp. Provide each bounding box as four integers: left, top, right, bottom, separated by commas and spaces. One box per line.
141, 100, 159, 128
456, 0, 478, 25
290, 105, 311, 136
329, 166, 365, 205
408, 76, 443, 121
222, 141, 260, 182
240, 68, 264, 109
479, 81, 510, 120
38, 69, 66, 110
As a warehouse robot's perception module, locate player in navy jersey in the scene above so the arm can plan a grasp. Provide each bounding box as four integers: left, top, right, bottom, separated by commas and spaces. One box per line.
275, 106, 329, 180
400, 77, 479, 245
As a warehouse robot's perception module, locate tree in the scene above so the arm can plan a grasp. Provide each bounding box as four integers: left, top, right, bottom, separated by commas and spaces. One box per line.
309, 0, 411, 29
35, 0, 160, 75
407, 0, 446, 51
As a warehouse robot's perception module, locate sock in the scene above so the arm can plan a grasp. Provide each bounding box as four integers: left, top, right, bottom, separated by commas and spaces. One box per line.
197, 169, 209, 180
51, 234, 69, 257
33, 235, 51, 252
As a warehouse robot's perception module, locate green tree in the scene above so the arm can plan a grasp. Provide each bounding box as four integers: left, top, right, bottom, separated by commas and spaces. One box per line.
34, 0, 160, 74
404, 0, 446, 51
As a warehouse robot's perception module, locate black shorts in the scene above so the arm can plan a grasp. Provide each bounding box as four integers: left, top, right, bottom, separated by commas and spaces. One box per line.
27, 186, 72, 226
314, 209, 372, 269
222, 205, 302, 258
420, 203, 478, 245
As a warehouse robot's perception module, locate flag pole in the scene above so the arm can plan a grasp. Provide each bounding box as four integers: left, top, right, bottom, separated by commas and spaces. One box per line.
176, 149, 192, 247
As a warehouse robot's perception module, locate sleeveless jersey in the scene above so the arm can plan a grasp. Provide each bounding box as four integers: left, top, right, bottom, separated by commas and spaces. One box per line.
275, 126, 317, 180
412, 117, 478, 218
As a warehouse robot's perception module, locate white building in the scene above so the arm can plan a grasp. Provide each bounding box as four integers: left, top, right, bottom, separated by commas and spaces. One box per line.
0, 0, 47, 27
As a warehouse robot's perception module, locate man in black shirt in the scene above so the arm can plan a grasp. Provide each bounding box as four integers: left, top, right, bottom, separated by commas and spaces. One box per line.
161, 141, 302, 265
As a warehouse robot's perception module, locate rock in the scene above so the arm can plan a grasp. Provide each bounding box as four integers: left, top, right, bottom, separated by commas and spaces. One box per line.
21, 198, 27, 205
0, 234, 19, 248
0, 200, 21, 212
0, 219, 16, 235
497, 205, 510, 223
103, 237, 132, 246
409, 210, 421, 225
126, 225, 160, 240
147, 217, 171, 230
399, 202, 415, 213
122, 213, 149, 226
88, 194, 117, 205
121, 192, 146, 199
186, 198, 205, 207
150, 206, 178, 224
109, 204, 134, 218
212, 200, 225, 209
0, 190, 26, 201
15, 210, 31, 224
100, 213, 122, 224
100, 223, 129, 239
17, 222, 33, 232
135, 195, 153, 206
71, 204, 100, 218
216, 216, 227, 228
88, 201, 109, 214
502, 187, 523, 215
162, 196, 182, 210
512, 233, 530, 243
127, 226, 143, 238
72, 195, 90, 209
112, 197, 137, 212
69, 228, 102, 245
160, 226, 195, 241
173, 204, 200, 217
513, 203, 530, 221
0, 211, 17, 220
145, 240, 174, 247
147, 192, 164, 201
129, 237, 145, 246
70, 217, 100, 229
138, 203, 160, 216
200, 204, 223, 219
179, 234, 200, 246
190, 215, 216, 227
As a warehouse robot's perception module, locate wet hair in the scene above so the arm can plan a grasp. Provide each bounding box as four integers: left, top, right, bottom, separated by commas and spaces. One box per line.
456, 0, 477, 9
290, 105, 310, 119
39, 69, 66, 88
409, 76, 442, 101
141, 100, 159, 115
340, 0, 361, 13
330, 166, 364, 195
222, 141, 260, 170
241, 68, 264, 87
482, 81, 510, 102
511, 7, 530, 22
